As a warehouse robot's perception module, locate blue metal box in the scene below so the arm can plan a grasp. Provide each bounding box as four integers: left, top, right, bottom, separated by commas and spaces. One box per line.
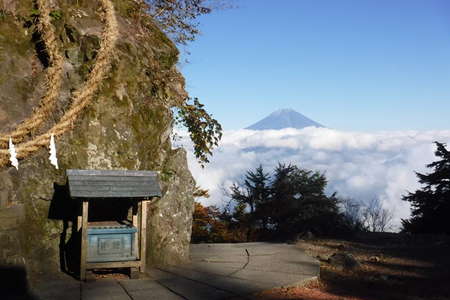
87, 225, 137, 262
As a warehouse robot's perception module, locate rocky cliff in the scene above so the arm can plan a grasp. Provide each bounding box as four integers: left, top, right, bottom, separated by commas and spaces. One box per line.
0, 0, 195, 283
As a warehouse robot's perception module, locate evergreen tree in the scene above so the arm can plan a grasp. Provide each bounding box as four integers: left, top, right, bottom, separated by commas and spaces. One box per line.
229, 163, 343, 240
402, 142, 450, 234
270, 163, 339, 236
230, 165, 271, 240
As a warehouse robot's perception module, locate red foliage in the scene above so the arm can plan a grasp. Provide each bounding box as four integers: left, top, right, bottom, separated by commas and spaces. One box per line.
191, 202, 231, 243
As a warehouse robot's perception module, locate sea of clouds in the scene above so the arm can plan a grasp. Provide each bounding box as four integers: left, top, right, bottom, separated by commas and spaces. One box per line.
175, 127, 450, 230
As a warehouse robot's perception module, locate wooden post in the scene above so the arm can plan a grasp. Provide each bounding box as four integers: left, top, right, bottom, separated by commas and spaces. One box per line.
132, 203, 139, 259
77, 215, 82, 231
80, 200, 89, 281
76, 200, 82, 231
139, 200, 148, 273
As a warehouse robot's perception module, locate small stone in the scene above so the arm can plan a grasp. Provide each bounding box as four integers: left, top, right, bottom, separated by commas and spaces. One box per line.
369, 256, 380, 262
328, 252, 361, 271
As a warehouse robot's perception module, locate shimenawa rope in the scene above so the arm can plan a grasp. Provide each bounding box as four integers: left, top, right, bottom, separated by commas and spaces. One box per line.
0, 0, 118, 167
0, 0, 64, 146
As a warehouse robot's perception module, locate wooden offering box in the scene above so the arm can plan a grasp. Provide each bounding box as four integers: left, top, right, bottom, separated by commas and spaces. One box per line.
87, 222, 137, 263
67, 169, 161, 281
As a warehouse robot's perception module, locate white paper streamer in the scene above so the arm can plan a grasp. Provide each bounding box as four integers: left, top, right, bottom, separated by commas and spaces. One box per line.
8, 137, 19, 170
49, 134, 59, 169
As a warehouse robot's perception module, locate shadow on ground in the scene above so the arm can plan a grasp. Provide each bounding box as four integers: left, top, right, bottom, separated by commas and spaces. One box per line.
30, 243, 319, 300
299, 232, 450, 300
0, 265, 38, 300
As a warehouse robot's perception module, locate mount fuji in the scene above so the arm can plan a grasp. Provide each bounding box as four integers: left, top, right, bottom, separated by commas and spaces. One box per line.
246, 108, 324, 130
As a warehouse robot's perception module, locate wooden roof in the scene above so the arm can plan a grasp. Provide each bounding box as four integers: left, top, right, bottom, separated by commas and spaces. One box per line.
67, 169, 162, 198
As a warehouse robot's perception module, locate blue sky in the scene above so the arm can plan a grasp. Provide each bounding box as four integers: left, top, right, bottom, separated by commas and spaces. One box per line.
179, 0, 450, 131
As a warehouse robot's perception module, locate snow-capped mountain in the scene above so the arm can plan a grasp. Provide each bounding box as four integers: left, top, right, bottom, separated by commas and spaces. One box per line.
246, 108, 324, 130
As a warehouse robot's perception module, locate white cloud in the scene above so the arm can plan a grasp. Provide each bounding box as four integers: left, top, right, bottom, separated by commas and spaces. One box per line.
177, 127, 450, 230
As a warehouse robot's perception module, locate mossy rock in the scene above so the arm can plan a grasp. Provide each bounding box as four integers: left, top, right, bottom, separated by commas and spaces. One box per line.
0, 0, 195, 284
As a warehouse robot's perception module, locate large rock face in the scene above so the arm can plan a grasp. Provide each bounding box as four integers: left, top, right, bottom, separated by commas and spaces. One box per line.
0, 0, 195, 283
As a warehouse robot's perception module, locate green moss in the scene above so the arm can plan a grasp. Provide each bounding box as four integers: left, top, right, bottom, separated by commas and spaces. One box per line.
49, 10, 63, 21
156, 49, 179, 70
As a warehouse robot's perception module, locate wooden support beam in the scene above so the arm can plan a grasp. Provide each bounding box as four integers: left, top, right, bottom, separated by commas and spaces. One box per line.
77, 215, 82, 232
80, 200, 89, 281
140, 200, 148, 273
86, 260, 141, 269
132, 203, 139, 259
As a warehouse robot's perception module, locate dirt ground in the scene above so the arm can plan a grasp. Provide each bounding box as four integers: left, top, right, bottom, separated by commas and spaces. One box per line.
251, 232, 450, 300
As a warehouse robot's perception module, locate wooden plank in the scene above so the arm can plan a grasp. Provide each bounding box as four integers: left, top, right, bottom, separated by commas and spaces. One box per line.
80, 200, 89, 281
70, 189, 159, 196
67, 169, 158, 177
70, 183, 154, 190
71, 192, 161, 198
132, 203, 139, 260
77, 215, 82, 231
68, 176, 156, 182
68, 179, 161, 198
67, 169, 162, 199
140, 200, 148, 273
138, 201, 142, 262
76, 198, 82, 231
86, 260, 141, 269
71, 191, 159, 198
70, 185, 161, 192
70, 186, 159, 193
70, 192, 161, 198
69, 180, 156, 186
69, 180, 158, 185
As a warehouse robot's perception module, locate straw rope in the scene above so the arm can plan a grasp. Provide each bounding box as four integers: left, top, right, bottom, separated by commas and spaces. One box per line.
0, 0, 64, 146
0, 0, 118, 167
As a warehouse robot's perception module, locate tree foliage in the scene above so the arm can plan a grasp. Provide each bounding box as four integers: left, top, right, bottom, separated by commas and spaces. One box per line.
191, 163, 396, 243
270, 163, 339, 236
229, 165, 271, 240
146, 0, 226, 45
139, 2, 224, 164
192, 202, 238, 242
402, 142, 450, 234
226, 163, 347, 240
175, 97, 222, 166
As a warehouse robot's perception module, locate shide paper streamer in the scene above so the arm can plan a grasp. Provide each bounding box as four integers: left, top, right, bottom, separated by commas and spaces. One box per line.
49, 134, 58, 169
8, 137, 18, 170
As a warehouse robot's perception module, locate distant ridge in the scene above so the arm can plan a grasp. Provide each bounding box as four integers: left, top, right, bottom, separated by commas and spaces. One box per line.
246, 108, 324, 130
